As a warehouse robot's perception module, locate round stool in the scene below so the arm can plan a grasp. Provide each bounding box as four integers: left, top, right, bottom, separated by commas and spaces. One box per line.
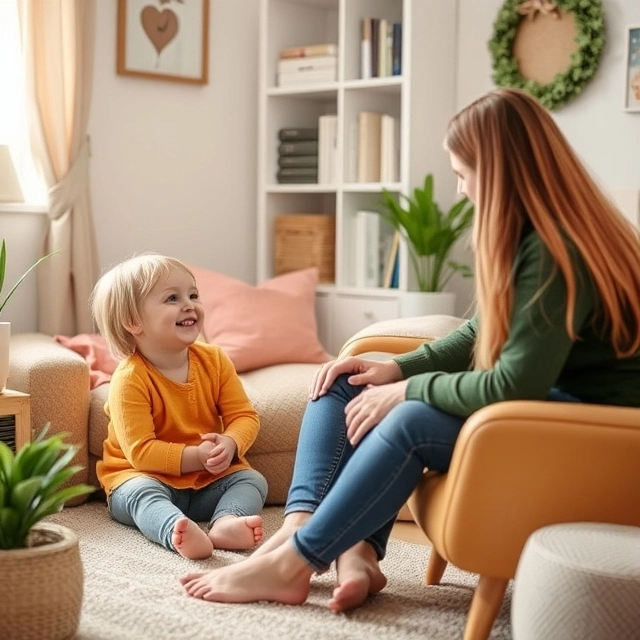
511, 522, 640, 640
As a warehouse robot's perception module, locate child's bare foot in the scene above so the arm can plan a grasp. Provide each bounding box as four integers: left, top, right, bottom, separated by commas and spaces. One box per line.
172, 517, 214, 560
252, 511, 311, 558
328, 541, 387, 612
208, 515, 264, 550
180, 541, 313, 604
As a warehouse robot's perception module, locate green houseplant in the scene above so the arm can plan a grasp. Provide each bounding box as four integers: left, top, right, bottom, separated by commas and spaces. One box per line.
379, 173, 474, 292
0, 424, 94, 640
0, 239, 58, 393
0, 423, 94, 549
0, 239, 57, 315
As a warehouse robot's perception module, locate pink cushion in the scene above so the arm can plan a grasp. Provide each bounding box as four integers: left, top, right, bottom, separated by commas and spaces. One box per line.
54, 333, 118, 390
189, 266, 332, 372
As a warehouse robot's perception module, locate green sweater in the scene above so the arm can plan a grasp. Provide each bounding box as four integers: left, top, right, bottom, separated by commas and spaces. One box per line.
394, 231, 640, 417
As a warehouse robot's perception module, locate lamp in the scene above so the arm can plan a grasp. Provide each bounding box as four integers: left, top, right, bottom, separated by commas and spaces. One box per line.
0, 144, 24, 203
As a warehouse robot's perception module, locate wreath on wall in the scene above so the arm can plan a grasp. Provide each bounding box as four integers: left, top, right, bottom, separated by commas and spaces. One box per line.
489, 0, 605, 110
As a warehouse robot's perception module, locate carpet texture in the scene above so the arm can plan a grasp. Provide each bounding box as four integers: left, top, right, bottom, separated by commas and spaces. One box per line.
47, 502, 512, 640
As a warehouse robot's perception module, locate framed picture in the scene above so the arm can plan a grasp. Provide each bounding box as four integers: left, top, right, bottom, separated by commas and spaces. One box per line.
624, 25, 640, 112
117, 0, 209, 85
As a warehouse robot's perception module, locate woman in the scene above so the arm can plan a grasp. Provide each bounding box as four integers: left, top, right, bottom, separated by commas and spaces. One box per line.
180, 88, 640, 609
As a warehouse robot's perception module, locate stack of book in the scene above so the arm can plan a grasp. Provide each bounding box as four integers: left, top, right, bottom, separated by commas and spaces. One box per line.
276, 43, 338, 87
277, 127, 319, 184
360, 18, 402, 79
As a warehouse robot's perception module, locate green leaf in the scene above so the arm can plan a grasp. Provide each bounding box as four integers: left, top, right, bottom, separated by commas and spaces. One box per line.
0, 424, 94, 549
0, 241, 59, 315
378, 174, 474, 292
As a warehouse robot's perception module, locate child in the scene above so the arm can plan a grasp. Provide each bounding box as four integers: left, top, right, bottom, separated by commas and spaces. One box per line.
91, 253, 268, 560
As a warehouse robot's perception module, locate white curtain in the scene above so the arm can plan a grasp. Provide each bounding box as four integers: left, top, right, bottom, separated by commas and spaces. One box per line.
19, 0, 99, 335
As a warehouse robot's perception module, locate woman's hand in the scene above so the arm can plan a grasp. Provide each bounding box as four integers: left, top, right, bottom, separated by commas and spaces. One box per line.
344, 379, 408, 446
310, 356, 403, 400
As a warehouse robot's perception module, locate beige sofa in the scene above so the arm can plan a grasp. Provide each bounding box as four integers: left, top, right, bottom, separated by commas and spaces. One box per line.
7, 315, 463, 505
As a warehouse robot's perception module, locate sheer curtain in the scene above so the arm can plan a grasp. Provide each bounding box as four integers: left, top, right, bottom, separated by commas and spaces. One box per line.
18, 0, 99, 335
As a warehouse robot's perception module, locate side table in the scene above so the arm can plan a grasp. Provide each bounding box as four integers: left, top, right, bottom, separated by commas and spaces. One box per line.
0, 389, 31, 452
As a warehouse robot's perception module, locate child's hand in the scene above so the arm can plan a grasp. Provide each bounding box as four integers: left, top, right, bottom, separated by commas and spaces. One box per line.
199, 433, 237, 475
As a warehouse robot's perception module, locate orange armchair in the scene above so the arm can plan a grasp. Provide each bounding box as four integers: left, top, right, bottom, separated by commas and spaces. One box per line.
339, 315, 640, 640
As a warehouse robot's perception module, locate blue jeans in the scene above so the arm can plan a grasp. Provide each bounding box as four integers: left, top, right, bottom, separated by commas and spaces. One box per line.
286, 374, 466, 572
287, 376, 582, 572
108, 469, 267, 552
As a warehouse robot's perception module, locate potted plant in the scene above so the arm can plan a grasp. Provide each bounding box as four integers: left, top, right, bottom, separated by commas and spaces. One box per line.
0, 239, 57, 392
378, 173, 474, 316
0, 423, 94, 640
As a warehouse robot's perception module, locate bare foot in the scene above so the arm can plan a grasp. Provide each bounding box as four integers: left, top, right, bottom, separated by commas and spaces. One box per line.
208, 515, 264, 550
252, 511, 311, 558
328, 541, 387, 612
180, 541, 313, 604
172, 517, 214, 560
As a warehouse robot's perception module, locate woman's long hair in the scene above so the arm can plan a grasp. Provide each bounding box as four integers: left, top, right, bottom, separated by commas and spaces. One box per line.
444, 88, 640, 369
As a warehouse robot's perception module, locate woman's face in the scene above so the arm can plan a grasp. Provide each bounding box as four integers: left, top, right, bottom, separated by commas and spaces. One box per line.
449, 152, 477, 204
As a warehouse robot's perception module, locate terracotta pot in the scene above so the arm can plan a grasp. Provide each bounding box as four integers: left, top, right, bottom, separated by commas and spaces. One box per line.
0, 522, 83, 640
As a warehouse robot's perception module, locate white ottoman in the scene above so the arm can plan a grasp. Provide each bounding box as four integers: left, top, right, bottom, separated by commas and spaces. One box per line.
512, 522, 640, 640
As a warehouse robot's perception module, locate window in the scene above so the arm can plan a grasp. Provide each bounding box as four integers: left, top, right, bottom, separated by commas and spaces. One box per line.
0, 0, 46, 204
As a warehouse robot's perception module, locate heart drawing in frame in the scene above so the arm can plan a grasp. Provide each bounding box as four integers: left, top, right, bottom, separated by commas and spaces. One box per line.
140, 6, 179, 61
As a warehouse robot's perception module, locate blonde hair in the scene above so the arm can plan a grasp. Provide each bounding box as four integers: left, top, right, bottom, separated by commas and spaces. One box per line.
444, 88, 640, 369
91, 253, 196, 360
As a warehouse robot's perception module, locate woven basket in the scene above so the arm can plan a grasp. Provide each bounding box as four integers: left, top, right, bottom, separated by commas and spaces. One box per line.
274, 213, 336, 283
0, 522, 83, 640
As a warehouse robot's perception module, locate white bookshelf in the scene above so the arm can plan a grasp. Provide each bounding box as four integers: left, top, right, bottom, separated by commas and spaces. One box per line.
257, 0, 458, 354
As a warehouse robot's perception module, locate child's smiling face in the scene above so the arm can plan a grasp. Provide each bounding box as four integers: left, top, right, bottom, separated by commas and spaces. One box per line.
132, 266, 203, 351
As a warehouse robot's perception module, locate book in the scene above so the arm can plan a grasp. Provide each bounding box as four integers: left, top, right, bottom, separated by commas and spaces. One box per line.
382, 231, 400, 288
277, 67, 337, 86
278, 140, 319, 156
357, 111, 382, 183
277, 55, 337, 74
355, 210, 381, 287
276, 173, 318, 184
380, 114, 400, 182
318, 114, 338, 184
377, 18, 388, 78
361, 18, 371, 80
278, 127, 318, 142
392, 22, 402, 76
278, 154, 318, 168
278, 43, 338, 59
370, 18, 379, 77
277, 167, 319, 178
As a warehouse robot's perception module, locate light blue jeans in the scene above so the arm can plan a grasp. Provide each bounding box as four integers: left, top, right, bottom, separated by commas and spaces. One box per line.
287, 374, 581, 572
108, 469, 267, 552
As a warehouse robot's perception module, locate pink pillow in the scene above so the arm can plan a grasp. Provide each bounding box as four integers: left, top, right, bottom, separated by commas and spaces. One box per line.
54, 333, 118, 389
189, 266, 332, 372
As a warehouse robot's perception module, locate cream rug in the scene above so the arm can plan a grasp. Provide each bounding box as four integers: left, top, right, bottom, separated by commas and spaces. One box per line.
47, 502, 512, 640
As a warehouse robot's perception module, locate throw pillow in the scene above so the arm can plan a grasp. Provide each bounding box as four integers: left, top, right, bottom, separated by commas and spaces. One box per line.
189, 265, 332, 372
54, 333, 118, 389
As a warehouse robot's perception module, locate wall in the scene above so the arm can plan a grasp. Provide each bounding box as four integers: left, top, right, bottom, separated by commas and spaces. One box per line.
89, 0, 260, 280
4, 0, 639, 331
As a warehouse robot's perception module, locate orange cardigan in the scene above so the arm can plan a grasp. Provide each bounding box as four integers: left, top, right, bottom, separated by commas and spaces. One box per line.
97, 342, 260, 496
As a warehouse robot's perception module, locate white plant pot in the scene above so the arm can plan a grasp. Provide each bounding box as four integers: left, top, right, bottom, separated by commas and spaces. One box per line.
0, 322, 10, 393
400, 291, 456, 318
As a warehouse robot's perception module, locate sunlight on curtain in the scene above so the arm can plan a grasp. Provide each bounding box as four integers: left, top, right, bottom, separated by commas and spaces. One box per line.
0, 0, 46, 204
